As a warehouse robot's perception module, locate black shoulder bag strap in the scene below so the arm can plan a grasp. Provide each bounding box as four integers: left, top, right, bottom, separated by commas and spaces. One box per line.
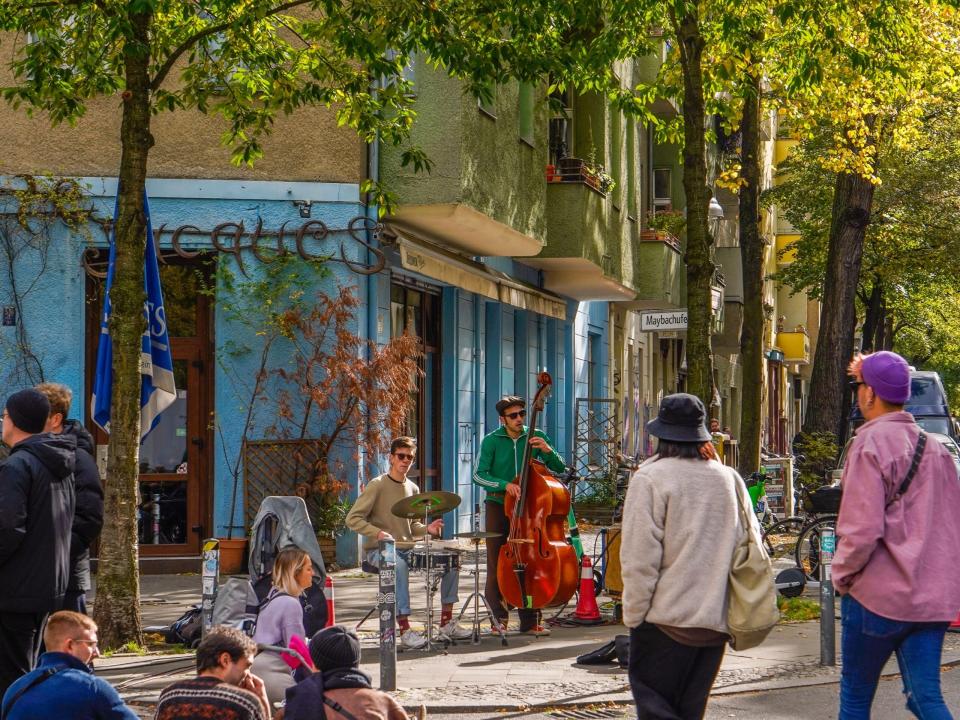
0, 666, 65, 720
887, 430, 927, 508
323, 696, 360, 720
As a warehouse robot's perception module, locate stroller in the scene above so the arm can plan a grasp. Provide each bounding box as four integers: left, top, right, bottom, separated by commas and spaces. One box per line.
212, 496, 329, 636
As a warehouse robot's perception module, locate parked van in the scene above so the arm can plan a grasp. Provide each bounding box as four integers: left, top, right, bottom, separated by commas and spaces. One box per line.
848, 369, 957, 441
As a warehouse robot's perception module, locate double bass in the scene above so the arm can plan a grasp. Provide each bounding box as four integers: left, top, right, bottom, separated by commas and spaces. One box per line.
496, 371, 579, 610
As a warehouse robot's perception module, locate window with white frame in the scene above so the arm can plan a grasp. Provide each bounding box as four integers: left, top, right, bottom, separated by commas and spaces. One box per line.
653, 167, 672, 210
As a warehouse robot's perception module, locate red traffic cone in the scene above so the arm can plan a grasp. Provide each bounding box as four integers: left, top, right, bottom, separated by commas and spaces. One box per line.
574, 555, 601, 623
325, 575, 335, 627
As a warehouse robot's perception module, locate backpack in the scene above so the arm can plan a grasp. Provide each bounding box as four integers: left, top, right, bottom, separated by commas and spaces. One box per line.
211, 574, 328, 637
211, 577, 261, 635
165, 605, 204, 647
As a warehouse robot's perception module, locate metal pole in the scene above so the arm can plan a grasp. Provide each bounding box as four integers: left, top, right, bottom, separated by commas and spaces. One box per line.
201, 538, 220, 637
819, 525, 836, 666
378, 538, 397, 691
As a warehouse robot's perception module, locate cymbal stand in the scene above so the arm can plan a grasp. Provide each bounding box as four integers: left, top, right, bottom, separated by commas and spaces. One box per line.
455, 538, 508, 646
421, 508, 447, 652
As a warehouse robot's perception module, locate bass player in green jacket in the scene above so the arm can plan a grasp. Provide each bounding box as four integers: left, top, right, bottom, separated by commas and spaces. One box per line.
473, 395, 566, 635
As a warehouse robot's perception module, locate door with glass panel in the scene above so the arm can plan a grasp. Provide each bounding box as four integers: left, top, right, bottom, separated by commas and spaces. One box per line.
86, 260, 212, 556
390, 280, 441, 492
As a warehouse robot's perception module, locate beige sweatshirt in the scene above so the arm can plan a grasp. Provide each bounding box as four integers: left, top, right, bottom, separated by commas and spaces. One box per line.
620, 456, 752, 633
345, 473, 427, 551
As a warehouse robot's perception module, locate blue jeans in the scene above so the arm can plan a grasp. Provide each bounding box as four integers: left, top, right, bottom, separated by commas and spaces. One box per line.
840, 595, 953, 720
366, 548, 459, 617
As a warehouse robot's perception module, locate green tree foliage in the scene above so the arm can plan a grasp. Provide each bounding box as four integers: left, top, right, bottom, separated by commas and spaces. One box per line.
0, 0, 658, 650
770, 88, 960, 407
768, 0, 960, 438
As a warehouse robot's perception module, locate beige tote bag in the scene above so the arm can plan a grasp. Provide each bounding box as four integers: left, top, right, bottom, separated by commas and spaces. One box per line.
727, 477, 779, 650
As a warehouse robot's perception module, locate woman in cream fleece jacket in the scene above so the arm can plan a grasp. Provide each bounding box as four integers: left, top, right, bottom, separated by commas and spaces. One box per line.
620, 393, 752, 720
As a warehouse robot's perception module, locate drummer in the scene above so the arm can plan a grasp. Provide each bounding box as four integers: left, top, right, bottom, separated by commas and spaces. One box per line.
345, 436, 471, 649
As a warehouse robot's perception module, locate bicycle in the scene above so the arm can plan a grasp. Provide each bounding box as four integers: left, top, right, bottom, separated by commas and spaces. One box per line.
761, 486, 838, 581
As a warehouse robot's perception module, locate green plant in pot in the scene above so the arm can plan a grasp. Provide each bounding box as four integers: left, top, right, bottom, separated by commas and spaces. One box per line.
308, 467, 353, 540
646, 209, 686, 240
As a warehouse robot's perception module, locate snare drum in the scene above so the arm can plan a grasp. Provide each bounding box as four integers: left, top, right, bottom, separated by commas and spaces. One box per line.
408, 549, 461, 573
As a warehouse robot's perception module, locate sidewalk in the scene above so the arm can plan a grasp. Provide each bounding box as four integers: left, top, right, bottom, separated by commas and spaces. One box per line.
91, 570, 960, 714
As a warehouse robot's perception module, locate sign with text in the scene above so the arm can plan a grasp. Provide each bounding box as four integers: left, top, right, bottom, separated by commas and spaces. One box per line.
640, 309, 688, 332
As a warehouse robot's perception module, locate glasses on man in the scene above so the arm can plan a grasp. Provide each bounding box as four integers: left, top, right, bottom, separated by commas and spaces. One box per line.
72, 638, 99, 651
504, 410, 527, 420
848, 380, 863, 392
393, 452, 415, 461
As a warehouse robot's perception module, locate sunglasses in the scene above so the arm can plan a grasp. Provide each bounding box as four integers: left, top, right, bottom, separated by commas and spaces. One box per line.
393, 452, 415, 461
848, 380, 863, 392
503, 410, 527, 420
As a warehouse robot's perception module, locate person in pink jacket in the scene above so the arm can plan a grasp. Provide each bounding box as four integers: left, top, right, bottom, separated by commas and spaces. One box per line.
834, 351, 960, 720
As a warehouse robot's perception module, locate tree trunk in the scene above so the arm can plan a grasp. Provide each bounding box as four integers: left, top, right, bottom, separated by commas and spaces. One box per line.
675, 11, 714, 405
801, 170, 875, 440
860, 278, 883, 352
92, 6, 154, 651
873, 294, 887, 351
882, 313, 894, 351
737, 74, 763, 477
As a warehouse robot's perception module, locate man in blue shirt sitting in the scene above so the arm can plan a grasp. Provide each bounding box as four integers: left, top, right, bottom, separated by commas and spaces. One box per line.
1, 611, 138, 719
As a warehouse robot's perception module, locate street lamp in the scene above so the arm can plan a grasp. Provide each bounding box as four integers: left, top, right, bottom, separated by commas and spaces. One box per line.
708, 197, 724, 239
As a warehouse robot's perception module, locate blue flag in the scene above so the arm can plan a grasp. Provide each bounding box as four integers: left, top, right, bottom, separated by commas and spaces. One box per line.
91, 190, 177, 440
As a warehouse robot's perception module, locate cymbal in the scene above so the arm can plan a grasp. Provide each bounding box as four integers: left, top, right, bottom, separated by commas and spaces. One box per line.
391, 491, 461, 519
454, 531, 501, 540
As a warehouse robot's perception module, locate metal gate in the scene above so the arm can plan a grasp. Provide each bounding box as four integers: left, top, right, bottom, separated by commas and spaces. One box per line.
572, 397, 619, 502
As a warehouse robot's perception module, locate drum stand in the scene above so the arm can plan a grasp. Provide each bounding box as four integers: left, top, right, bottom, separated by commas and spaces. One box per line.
455, 538, 508, 646
420, 510, 448, 652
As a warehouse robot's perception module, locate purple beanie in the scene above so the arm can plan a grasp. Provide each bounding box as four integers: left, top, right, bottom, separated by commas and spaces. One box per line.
861, 351, 911, 404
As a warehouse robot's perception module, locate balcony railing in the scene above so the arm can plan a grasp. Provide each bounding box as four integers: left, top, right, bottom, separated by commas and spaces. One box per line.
545, 157, 612, 195
638, 228, 681, 253
776, 234, 800, 266
776, 330, 811, 364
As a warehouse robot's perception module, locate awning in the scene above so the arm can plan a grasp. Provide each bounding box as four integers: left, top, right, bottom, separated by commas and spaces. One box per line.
393, 231, 567, 320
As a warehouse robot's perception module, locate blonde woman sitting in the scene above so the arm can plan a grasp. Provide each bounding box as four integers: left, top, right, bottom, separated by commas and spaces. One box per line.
251, 546, 315, 708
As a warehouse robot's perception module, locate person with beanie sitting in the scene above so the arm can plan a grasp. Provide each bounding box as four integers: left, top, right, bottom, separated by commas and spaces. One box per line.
281, 625, 408, 720
0, 389, 76, 698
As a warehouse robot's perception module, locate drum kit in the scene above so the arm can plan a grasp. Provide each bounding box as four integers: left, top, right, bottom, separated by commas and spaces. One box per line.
390, 490, 506, 649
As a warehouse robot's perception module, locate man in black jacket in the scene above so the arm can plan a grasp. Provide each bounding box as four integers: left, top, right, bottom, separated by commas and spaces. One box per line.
0, 389, 76, 697
37, 383, 105, 614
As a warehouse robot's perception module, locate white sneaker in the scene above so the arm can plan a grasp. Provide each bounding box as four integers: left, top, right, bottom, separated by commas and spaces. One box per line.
438, 620, 472, 640
400, 628, 428, 650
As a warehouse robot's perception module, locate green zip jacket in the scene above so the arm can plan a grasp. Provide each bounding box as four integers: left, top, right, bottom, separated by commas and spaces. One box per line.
473, 425, 566, 505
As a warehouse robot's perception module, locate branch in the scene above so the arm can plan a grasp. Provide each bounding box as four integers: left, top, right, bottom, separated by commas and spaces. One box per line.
149, 0, 314, 91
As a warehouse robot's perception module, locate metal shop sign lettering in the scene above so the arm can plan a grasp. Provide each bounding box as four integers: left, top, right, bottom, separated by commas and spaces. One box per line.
82, 215, 386, 279
640, 310, 689, 332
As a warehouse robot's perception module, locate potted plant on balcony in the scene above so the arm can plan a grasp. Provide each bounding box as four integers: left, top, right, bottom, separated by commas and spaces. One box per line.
646, 209, 686, 241
596, 170, 616, 194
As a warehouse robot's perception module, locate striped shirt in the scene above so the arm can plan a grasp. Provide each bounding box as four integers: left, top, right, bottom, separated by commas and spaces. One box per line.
154, 676, 265, 720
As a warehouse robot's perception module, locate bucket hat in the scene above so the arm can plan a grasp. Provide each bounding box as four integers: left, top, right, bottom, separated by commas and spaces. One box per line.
646, 393, 712, 443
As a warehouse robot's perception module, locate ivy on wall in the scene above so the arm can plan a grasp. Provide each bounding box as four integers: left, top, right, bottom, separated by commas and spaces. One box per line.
0, 175, 93, 388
